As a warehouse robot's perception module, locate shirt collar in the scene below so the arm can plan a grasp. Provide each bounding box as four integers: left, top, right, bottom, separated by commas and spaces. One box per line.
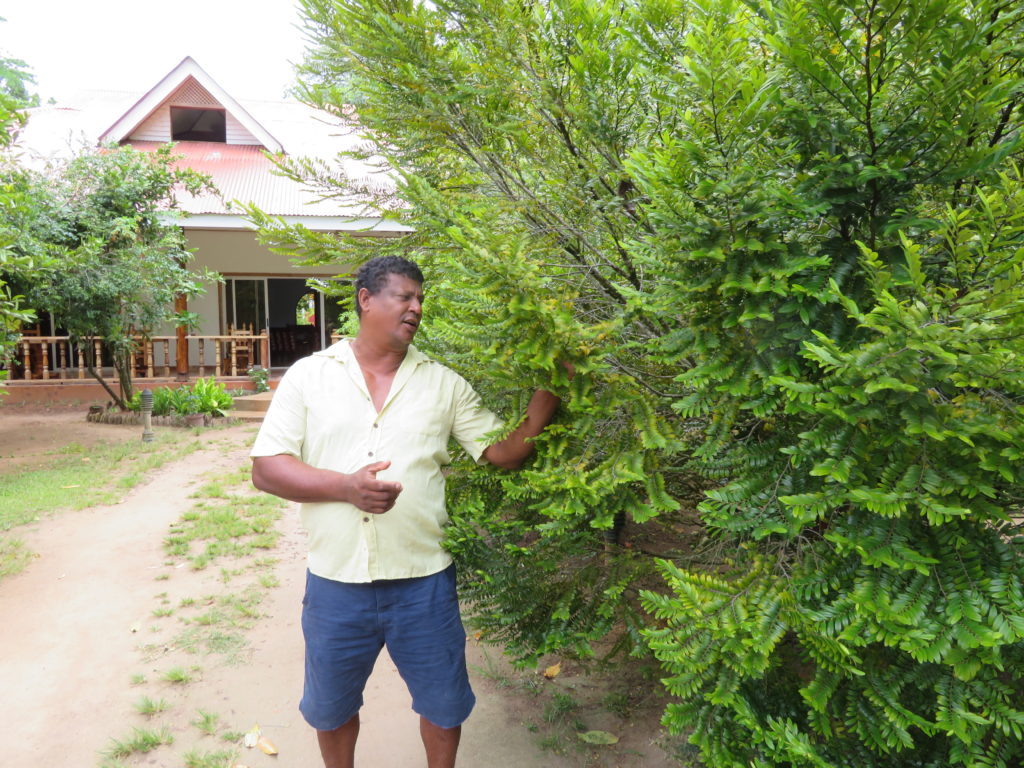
315, 337, 428, 367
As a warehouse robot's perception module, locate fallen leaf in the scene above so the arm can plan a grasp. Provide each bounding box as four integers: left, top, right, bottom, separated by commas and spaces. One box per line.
577, 730, 619, 745
543, 662, 561, 679
243, 725, 261, 748
257, 735, 278, 755
61, 485, 80, 489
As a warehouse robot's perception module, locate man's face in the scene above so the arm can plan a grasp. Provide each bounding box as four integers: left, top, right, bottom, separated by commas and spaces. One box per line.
359, 272, 424, 350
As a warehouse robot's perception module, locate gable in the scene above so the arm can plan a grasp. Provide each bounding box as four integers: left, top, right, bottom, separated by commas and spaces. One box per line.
128, 76, 262, 145
99, 56, 282, 152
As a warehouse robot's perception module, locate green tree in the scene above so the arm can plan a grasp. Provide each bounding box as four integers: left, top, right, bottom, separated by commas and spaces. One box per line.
630, 1, 1024, 765
10, 144, 218, 405
0, 42, 38, 378
267, 0, 1024, 765
256, 0, 685, 664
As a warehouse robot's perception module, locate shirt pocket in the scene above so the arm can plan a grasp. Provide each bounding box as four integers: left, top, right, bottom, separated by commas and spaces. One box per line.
388, 391, 455, 469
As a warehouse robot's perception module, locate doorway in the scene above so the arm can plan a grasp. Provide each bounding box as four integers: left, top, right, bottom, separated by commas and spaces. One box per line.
224, 277, 346, 368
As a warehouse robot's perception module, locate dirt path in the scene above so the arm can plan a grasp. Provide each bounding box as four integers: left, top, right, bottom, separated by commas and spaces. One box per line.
0, 410, 676, 767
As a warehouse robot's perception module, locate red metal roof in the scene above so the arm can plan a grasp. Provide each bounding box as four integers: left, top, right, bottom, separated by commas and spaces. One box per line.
129, 140, 371, 218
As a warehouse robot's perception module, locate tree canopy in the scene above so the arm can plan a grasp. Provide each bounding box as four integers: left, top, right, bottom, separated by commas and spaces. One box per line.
3, 144, 218, 403
0, 45, 38, 376
264, 0, 1024, 764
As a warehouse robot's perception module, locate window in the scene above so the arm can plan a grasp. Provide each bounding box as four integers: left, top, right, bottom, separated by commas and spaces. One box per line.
170, 107, 226, 142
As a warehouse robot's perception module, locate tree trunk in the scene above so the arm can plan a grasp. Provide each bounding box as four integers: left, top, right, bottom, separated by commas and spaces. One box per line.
113, 347, 134, 406
81, 338, 125, 407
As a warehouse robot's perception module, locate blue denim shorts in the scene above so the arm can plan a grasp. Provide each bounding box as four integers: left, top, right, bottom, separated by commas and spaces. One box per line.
299, 564, 475, 730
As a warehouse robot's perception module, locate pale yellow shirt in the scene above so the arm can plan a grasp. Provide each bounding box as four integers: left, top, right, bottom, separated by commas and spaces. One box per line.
250, 339, 503, 583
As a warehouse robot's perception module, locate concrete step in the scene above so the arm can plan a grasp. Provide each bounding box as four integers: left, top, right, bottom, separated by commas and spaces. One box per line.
228, 390, 274, 421
229, 409, 267, 422
231, 391, 274, 412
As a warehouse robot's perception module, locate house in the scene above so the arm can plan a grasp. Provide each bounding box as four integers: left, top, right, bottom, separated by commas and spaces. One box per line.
7, 56, 409, 398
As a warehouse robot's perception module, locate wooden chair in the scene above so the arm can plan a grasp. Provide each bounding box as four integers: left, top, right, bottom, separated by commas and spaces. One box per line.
227, 323, 254, 374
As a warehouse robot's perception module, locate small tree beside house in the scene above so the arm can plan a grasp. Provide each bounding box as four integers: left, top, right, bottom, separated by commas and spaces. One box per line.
2, 142, 219, 406
0, 50, 40, 379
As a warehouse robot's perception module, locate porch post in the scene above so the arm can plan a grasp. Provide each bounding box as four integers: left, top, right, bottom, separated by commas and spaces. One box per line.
175, 292, 189, 381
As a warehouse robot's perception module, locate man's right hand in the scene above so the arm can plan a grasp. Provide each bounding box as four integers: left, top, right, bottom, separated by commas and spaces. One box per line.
252, 454, 402, 512
344, 460, 402, 514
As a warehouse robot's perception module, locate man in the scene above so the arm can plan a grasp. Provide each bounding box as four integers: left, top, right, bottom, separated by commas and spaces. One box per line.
251, 256, 561, 768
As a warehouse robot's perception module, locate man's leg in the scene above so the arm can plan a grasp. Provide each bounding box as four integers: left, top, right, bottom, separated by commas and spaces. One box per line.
420, 716, 461, 768
317, 714, 360, 768
383, 566, 474, 766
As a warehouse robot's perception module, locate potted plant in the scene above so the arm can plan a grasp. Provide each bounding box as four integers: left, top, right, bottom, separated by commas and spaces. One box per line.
181, 393, 205, 427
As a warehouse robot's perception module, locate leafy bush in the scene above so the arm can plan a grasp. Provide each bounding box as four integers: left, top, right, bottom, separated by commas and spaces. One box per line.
247, 365, 269, 394
186, 377, 232, 417
126, 379, 232, 418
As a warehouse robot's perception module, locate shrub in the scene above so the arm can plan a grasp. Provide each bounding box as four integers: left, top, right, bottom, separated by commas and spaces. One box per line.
126, 379, 232, 418
280, 1, 1024, 765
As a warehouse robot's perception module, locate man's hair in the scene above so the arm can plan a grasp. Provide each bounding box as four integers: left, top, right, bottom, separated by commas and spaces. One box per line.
354, 256, 424, 316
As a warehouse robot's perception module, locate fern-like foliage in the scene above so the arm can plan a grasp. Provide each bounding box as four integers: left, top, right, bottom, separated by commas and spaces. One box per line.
633, 0, 1024, 765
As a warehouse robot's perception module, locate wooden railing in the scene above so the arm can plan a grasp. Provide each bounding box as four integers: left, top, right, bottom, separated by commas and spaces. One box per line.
6, 333, 269, 382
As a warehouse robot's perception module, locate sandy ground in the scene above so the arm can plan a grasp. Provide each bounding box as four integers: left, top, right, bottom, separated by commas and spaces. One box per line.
0, 409, 677, 768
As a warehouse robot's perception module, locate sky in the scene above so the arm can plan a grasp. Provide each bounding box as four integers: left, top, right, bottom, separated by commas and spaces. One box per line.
0, 0, 310, 103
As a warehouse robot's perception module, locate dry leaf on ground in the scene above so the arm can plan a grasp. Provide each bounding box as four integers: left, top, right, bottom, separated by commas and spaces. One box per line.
243, 724, 261, 748
578, 730, 620, 745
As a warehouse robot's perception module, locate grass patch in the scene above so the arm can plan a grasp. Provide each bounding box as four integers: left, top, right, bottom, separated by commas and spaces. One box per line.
182, 749, 238, 768
163, 493, 284, 569
0, 433, 202, 533
162, 666, 196, 684
101, 726, 173, 759
192, 480, 229, 499
543, 691, 581, 724
134, 696, 170, 717
172, 586, 265, 662
0, 535, 32, 579
191, 709, 221, 736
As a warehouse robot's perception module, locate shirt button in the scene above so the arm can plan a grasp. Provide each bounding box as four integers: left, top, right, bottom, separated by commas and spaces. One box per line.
372, 423, 379, 428
367, 450, 373, 456
363, 517, 370, 523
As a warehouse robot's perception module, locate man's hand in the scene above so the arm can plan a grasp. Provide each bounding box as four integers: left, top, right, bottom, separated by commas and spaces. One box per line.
346, 460, 403, 514
252, 454, 402, 513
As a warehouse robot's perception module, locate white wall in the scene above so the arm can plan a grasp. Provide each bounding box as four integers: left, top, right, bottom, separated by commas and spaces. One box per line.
155, 228, 355, 369
185, 229, 351, 283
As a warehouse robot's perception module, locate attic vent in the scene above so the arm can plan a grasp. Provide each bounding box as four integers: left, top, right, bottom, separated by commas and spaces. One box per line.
171, 107, 226, 142
169, 78, 221, 108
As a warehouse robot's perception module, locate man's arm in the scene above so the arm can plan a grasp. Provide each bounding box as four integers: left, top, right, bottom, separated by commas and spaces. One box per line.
481, 388, 561, 470
251, 455, 402, 514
